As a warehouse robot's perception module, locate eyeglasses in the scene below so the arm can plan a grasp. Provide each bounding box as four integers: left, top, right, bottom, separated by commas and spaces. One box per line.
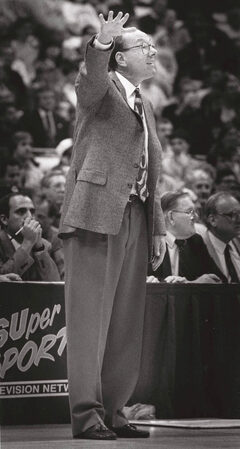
121, 43, 157, 55
216, 210, 240, 221
171, 209, 197, 218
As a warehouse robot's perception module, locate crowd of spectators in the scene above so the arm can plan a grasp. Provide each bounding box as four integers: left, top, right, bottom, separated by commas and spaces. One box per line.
0, 0, 240, 284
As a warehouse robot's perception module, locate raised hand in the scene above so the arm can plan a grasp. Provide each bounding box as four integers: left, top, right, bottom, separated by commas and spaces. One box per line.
98, 10, 130, 44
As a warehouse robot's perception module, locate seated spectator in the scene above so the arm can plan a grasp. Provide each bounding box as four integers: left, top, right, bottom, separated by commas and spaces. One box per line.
162, 77, 212, 155
0, 40, 28, 109
40, 171, 66, 228
162, 129, 197, 186
0, 158, 24, 192
11, 33, 41, 88
183, 166, 215, 220
215, 167, 239, 194
0, 273, 22, 282
0, 192, 60, 281
201, 192, 240, 283
148, 191, 223, 284
10, 131, 43, 190
156, 117, 173, 155
35, 196, 64, 280
0, 102, 24, 150
18, 87, 70, 148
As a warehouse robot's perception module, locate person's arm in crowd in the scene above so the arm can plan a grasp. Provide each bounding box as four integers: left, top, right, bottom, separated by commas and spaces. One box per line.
0, 218, 60, 281
0, 273, 22, 282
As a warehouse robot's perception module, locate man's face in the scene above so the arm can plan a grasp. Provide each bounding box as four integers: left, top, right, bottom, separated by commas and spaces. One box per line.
191, 172, 213, 205
210, 196, 240, 241
4, 165, 23, 188
120, 30, 157, 84
47, 175, 66, 206
170, 138, 189, 155
168, 196, 196, 239
157, 121, 173, 138
14, 138, 32, 162
35, 201, 51, 233
4, 196, 35, 237
38, 91, 55, 111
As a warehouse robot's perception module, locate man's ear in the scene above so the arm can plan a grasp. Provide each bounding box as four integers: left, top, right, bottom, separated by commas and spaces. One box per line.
115, 51, 127, 67
0, 214, 8, 228
167, 210, 174, 225
207, 214, 216, 228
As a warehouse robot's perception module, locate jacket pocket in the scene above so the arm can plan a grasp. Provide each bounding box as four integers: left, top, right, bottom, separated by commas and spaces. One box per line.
77, 169, 107, 185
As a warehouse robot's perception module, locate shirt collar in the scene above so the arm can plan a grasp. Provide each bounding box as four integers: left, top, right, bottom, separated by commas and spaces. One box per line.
166, 231, 177, 248
115, 71, 140, 99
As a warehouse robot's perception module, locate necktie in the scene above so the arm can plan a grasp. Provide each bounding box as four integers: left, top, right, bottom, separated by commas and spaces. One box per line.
175, 239, 189, 277
44, 111, 56, 145
224, 243, 239, 283
134, 88, 148, 201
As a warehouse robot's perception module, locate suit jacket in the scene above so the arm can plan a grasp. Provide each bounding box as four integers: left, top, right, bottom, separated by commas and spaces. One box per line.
59, 36, 166, 255
18, 110, 70, 148
201, 229, 239, 282
0, 230, 60, 281
150, 233, 226, 281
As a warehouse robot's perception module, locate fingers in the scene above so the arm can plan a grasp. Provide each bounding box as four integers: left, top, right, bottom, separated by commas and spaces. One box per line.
99, 10, 129, 25
6, 273, 22, 281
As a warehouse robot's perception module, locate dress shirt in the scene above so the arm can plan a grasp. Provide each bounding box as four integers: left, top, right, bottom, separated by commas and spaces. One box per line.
166, 231, 180, 275
115, 71, 149, 197
208, 231, 240, 282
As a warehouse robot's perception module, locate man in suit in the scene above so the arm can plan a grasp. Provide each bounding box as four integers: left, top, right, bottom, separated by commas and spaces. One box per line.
0, 192, 60, 281
148, 191, 223, 284
201, 192, 240, 283
18, 87, 70, 148
59, 11, 166, 440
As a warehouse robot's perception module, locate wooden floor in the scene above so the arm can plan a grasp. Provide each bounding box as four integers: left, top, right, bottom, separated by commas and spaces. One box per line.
1, 424, 240, 449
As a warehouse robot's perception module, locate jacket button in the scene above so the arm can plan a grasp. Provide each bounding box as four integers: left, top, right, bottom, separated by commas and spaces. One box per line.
127, 183, 133, 188
133, 163, 139, 168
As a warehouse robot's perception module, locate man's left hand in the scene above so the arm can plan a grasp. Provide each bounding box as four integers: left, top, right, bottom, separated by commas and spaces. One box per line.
151, 235, 166, 271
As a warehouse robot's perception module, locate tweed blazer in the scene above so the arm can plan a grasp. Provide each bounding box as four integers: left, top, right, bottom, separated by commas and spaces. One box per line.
59, 36, 166, 252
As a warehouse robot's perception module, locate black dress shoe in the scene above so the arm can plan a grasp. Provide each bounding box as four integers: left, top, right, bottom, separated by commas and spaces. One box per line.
111, 423, 150, 438
75, 423, 117, 440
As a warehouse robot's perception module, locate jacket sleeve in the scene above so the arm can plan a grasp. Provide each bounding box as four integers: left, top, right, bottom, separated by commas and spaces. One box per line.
0, 247, 35, 276
75, 36, 114, 110
153, 178, 166, 236
32, 239, 61, 281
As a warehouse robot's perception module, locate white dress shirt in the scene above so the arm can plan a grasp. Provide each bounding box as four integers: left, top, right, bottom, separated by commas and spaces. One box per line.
166, 231, 180, 276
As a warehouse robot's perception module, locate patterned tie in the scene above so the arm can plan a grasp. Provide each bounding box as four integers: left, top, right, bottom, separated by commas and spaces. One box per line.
134, 88, 148, 202
224, 243, 239, 283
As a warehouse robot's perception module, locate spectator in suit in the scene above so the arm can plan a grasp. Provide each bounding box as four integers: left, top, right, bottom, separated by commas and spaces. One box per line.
148, 191, 223, 284
40, 171, 66, 228
18, 87, 70, 148
202, 192, 240, 283
0, 192, 60, 281
35, 195, 64, 280
0, 158, 24, 192
10, 131, 43, 190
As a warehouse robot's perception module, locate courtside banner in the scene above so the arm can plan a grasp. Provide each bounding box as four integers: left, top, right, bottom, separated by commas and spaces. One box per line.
0, 282, 70, 424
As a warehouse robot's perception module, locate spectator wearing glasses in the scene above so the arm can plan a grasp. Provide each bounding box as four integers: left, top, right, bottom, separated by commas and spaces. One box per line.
202, 192, 240, 283
148, 191, 223, 284
0, 192, 60, 281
